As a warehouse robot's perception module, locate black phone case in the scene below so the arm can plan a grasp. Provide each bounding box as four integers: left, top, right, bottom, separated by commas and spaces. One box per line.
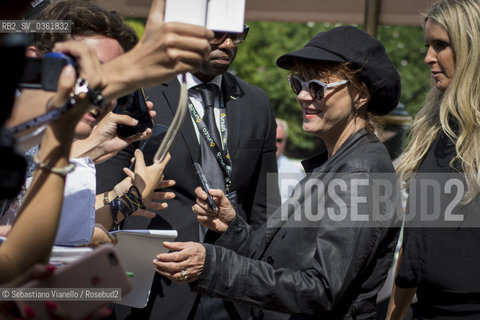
115, 89, 154, 138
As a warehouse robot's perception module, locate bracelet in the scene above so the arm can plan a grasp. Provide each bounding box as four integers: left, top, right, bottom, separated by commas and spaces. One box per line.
76, 78, 106, 109
32, 154, 75, 176
121, 186, 146, 213
109, 186, 146, 226
88, 88, 106, 109
126, 185, 146, 209
9, 78, 105, 136
109, 197, 120, 230
117, 196, 135, 216
109, 197, 130, 230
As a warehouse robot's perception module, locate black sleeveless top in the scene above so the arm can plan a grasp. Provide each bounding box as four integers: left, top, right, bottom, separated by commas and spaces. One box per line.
396, 131, 480, 319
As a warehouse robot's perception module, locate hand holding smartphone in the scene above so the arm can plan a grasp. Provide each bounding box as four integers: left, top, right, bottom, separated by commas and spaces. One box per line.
194, 163, 218, 214
15, 244, 131, 320
114, 88, 154, 138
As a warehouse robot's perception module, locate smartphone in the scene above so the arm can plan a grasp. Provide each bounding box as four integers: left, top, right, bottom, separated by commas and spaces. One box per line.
114, 88, 154, 138
129, 124, 169, 170
193, 163, 217, 214
15, 244, 131, 320
19, 52, 77, 91
164, 0, 245, 32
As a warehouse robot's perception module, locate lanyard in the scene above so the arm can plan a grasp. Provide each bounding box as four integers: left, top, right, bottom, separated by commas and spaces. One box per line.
9, 78, 89, 135
188, 98, 232, 193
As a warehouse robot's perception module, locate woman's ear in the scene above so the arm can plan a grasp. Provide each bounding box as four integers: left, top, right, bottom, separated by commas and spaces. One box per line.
354, 87, 371, 110
25, 45, 40, 57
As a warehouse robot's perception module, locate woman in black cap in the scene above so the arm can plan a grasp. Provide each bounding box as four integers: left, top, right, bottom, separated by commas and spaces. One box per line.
154, 26, 402, 319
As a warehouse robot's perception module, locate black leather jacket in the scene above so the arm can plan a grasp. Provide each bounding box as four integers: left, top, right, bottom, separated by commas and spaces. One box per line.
194, 130, 401, 319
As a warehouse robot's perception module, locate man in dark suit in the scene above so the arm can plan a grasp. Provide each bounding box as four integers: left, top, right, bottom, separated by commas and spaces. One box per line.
96, 25, 280, 319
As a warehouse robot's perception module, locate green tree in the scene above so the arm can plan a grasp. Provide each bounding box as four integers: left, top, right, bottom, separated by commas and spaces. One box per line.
125, 17, 146, 39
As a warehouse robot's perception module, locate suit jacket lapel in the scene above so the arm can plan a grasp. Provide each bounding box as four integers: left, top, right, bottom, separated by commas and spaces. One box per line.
163, 79, 201, 163
222, 73, 242, 161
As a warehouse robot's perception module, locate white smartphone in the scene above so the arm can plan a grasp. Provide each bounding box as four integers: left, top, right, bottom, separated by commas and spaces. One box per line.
164, 0, 246, 33
15, 244, 131, 320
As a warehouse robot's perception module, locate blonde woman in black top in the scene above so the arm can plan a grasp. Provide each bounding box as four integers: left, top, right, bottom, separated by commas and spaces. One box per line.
388, 0, 480, 319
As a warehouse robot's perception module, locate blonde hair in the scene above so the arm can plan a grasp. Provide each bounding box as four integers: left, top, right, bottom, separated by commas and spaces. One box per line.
397, 0, 480, 202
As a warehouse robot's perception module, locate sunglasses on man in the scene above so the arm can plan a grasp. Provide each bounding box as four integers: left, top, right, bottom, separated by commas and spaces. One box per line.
288, 76, 349, 100
211, 25, 250, 45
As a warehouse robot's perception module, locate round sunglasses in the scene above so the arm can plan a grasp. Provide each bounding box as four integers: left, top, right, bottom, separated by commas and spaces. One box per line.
211, 25, 250, 45
288, 76, 349, 100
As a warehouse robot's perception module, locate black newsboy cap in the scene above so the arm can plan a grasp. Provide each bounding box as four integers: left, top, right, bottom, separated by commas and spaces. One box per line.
276, 26, 401, 115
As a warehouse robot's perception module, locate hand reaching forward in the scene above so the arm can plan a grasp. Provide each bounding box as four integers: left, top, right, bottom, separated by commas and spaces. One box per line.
153, 242, 205, 283
70, 101, 156, 163
122, 168, 176, 218
130, 150, 171, 202
90, 112, 152, 163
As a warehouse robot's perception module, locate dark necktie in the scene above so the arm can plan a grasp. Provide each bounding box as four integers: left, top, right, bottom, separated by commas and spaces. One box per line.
194, 84, 225, 191
198, 84, 222, 147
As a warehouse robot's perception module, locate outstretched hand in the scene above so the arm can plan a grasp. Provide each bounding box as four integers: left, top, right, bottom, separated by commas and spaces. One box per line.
153, 241, 205, 283
90, 111, 152, 163
193, 187, 236, 233
122, 168, 176, 218
70, 99, 156, 163
129, 150, 171, 203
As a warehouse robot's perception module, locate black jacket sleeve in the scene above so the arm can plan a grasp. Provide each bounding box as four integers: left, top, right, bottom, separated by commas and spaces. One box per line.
194, 172, 400, 316
213, 214, 259, 257
196, 226, 385, 316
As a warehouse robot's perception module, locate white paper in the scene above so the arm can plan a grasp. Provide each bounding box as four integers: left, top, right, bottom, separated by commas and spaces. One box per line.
49, 246, 93, 265
164, 0, 245, 32
206, 0, 245, 32
164, 0, 207, 26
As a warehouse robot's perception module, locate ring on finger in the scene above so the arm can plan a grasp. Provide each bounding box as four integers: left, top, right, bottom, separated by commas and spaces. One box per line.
179, 269, 188, 281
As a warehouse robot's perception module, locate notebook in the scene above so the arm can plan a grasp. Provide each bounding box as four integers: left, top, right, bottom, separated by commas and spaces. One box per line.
110, 229, 178, 308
